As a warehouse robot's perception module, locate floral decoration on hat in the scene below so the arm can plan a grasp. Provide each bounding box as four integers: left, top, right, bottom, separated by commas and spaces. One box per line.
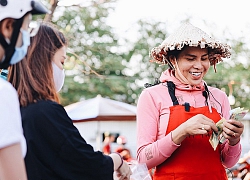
150, 22, 231, 67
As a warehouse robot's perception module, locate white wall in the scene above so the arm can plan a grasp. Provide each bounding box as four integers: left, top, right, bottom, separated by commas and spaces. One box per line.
73, 121, 137, 158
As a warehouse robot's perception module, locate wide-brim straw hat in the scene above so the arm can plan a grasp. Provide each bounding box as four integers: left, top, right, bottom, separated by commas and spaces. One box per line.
150, 22, 231, 66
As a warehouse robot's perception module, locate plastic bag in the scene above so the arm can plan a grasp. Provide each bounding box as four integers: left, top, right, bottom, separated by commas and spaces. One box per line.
130, 162, 152, 180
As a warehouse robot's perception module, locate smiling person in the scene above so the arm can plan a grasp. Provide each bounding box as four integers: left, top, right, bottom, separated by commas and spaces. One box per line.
136, 22, 244, 180
0, 0, 48, 179
8, 22, 131, 180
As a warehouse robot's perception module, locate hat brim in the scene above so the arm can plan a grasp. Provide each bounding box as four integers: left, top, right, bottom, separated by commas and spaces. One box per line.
150, 43, 231, 66
149, 23, 231, 66
30, 0, 50, 15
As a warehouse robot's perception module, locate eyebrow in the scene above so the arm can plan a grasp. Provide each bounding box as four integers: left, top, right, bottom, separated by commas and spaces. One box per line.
185, 53, 208, 57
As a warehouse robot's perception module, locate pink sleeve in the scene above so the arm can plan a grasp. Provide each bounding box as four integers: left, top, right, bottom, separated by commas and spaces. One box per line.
136, 90, 179, 169
219, 92, 241, 168
220, 140, 241, 168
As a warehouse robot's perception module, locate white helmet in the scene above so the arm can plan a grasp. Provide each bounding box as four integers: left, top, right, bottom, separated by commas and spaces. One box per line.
0, 0, 49, 21
0, 0, 48, 69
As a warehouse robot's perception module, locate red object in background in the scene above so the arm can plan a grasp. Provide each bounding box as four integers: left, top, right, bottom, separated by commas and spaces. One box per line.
115, 136, 135, 162
103, 143, 111, 155
227, 156, 250, 179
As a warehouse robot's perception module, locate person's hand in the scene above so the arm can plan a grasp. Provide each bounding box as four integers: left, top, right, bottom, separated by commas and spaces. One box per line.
183, 114, 218, 136
109, 153, 132, 180
172, 114, 218, 144
115, 160, 132, 180
221, 119, 244, 146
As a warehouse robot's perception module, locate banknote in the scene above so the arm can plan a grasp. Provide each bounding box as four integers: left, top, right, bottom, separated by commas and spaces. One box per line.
209, 107, 248, 150
209, 118, 225, 150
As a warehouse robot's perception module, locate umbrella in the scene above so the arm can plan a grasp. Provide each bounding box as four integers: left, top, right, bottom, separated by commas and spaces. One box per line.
64, 94, 137, 122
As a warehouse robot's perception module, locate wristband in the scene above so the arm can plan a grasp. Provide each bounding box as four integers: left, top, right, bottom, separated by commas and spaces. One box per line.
115, 152, 123, 169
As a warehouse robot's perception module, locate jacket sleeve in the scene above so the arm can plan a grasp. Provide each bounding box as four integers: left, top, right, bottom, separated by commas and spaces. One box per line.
136, 89, 179, 169
33, 101, 114, 179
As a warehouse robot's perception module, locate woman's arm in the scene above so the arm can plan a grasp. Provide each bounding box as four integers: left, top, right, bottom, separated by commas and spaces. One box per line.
136, 89, 179, 169
0, 143, 27, 180
221, 141, 241, 168
219, 92, 242, 168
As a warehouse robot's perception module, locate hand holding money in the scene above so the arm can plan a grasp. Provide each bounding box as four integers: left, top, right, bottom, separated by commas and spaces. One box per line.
209, 107, 248, 150
209, 118, 225, 150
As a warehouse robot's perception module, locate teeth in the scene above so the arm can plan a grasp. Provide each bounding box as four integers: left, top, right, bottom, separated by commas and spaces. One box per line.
191, 72, 201, 76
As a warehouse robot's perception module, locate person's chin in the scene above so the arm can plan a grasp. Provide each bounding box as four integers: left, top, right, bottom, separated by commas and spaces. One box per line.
189, 79, 202, 86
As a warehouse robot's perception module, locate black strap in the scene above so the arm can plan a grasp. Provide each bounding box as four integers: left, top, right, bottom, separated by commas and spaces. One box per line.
167, 81, 209, 111
203, 83, 209, 106
184, 102, 190, 112
144, 78, 161, 88
166, 81, 179, 105
0, 17, 24, 69
0, 33, 9, 48
204, 82, 209, 92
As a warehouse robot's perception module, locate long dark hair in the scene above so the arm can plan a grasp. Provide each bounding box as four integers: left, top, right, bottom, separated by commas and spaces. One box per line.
8, 22, 67, 107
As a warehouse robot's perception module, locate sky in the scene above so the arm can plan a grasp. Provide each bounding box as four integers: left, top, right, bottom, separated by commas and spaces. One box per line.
107, 0, 250, 41
58, 0, 250, 42
57, 0, 250, 65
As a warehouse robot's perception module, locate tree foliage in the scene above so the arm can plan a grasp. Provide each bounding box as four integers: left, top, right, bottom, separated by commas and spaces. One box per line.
52, 1, 136, 105
42, 0, 250, 110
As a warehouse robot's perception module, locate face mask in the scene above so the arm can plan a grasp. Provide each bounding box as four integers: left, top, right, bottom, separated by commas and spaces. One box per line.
52, 61, 65, 92
9, 29, 30, 65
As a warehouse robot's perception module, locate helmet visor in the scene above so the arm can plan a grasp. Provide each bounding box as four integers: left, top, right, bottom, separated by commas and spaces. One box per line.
30, 0, 50, 15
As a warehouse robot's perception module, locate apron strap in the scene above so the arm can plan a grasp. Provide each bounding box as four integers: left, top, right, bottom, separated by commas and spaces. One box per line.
203, 83, 209, 106
166, 81, 179, 105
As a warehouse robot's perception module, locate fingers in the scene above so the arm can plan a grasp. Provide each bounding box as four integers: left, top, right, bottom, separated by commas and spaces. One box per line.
116, 161, 132, 180
222, 120, 244, 146
221, 130, 240, 146
183, 114, 218, 136
228, 119, 244, 129
200, 123, 217, 134
193, 114, 218, 133
223, 120, 244, 135
119, 171, 131, 180
118, 170, 131, 180
201, 124, 205, 130
232, 132, 236, 137
201, 115, 218, 133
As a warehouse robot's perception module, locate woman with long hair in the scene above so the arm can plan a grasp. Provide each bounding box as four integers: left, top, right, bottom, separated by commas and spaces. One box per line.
8, 22, 131, 180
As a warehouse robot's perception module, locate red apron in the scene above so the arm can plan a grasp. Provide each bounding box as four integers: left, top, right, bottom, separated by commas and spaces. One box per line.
153, 82, 227, 180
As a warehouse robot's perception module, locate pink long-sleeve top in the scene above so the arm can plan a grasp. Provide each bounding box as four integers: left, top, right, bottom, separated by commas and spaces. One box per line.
136, 69, 241, 170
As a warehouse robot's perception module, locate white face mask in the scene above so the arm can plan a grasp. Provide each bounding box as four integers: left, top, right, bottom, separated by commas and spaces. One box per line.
0, 29, 30, 68
10, 29, 30, 65
52, 61, 65, 92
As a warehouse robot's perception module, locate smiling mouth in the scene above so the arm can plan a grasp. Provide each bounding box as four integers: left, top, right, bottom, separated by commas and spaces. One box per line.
190, 72, 202, 76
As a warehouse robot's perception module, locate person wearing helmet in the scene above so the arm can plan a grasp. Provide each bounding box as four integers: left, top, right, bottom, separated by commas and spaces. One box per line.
0, 0, 48, 68
0, 0, 48, 179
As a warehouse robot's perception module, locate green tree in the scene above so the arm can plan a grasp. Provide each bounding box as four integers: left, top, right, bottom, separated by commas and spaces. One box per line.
42, 0, 250, 110
52, 1, 139, 105
204, 37, 250, 109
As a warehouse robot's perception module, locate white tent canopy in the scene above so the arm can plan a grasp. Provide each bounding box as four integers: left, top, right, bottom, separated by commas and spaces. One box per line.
64, 95, 137, 122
